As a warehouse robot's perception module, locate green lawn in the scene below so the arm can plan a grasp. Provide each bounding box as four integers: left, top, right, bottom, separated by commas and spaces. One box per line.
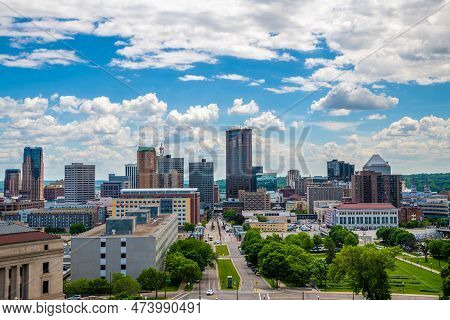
324, 259, 442, 296
401, 255, 448, 271
215, 244, 230, 256
217, 259, 240, 290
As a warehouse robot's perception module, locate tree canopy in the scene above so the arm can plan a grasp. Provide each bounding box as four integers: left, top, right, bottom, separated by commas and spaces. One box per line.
329, 245, 397, 300
168, 238, 216, 271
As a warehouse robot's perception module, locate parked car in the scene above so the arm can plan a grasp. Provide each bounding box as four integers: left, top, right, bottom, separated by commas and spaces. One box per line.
255, 272, 261, 276
206, 289, 215, 296
68, 295, 81, 300
247, 262, 253, 267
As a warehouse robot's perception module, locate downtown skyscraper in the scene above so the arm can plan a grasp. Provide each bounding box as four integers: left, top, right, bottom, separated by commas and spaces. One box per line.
189, 159, 214, 209
64, 163, 96, 203
137, 146, 157, 188
21, 147, 44, 201
4, 169, 21, 197
226, 128, 252, 199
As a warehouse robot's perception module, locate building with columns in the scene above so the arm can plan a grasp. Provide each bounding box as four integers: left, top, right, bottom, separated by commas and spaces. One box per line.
0, 222, 64, 300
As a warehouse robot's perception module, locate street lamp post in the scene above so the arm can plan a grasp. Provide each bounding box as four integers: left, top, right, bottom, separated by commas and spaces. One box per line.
402, 282, 405, 294
198, 279, 201, 300
234, 280, 239, 300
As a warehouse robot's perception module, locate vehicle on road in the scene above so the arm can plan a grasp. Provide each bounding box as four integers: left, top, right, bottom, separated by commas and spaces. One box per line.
247, 262, 253, 267
68, 295, 81, 300
255, 271, 261, 276
206, 289, 214, 296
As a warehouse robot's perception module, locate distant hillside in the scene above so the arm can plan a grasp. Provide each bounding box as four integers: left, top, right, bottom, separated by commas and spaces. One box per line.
403, 173, 449, 193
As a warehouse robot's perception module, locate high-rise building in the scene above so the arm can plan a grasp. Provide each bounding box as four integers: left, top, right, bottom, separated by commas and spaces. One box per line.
363, 154, 391, 175
137, 147, 157, 188
251, 166, 263, 192
351, 171, 401, 208
286, 169, 300, 188
158, 154, 184, 187
4, 169, 21, 197
125, 163, 137, 189
327, 159, 355, 182
64, 163, 95, 203
226, 128, 252, 199
307, 186, 344, 214
157, 170, 181, 188
213, 185, 219, 204
189, 159, 214, 209
22, 147, 44, 201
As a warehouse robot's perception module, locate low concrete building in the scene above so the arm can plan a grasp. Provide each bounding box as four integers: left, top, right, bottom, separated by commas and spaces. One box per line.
324, 203, 398, 230
71, 214, 177, 280
248, 221, 288, 232
242, 210, 297, 223
0, 222, 64, 300
313, 200, 341, 223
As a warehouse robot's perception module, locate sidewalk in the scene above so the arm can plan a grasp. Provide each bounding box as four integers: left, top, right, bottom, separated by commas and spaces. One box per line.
396, 256, 440, 274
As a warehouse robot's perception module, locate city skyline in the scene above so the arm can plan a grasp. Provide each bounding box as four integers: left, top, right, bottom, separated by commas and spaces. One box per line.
0, 1, 449, 181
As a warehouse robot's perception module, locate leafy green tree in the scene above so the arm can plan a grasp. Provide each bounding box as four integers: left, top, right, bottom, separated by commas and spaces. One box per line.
311, 259, 328, 287
343, 233, 359, 247
329, 226, 349, 248
313, 234, 322, 250
88, 278, 110, 295
165, 252, 187, 283
329, 245, 396, 300
257, 215, 268, 222
69, 223, 86, 235
111, 273, 141, 295
169, 238, 216, 271
137, 267, 165, 297
285, 232, 314, 252
429, 240, 444, 260
183, 222, 196, 232
419, 240, 430, 263
64, 279, 90, 296
179, 259, 202, 287
245, 241, 265, 267
442, 266, 450, 299
223, 209, 237, 222
234, 214, 246, 225
284, 245, 312, 287
260, 251, 288, 288
323, 236, 336, 264
265, 233, 283, 243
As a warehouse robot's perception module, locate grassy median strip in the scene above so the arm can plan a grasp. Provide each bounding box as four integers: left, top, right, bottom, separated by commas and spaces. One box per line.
217, 259, 240, 290
215, 244, 230, 256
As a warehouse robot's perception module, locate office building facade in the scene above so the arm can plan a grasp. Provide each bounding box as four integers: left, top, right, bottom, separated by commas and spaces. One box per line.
125, 163, 137, 189
327, 159, 355, 182
0, 222, 64, 300
325, 203, 398, 230
22, 147, 44, 201
238, 189, 271, 210
137, 147, 157, 188
4, 169, 21, 198
256, 173, 277, 192
64, 163, 96, 203
286, 169, 300, 188
351, 171, 401, 208
43, 180, 64, 201
251, 166, 263, 192
307, 186, 344, 214
71, 214, 177, 280
226, 128, 252, 199
113, 188, 201, 225
189, 159, 214, 209
158, 155, 184, 188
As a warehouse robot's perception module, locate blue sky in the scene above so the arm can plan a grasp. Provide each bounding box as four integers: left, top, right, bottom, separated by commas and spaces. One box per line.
0, 1, 449, 180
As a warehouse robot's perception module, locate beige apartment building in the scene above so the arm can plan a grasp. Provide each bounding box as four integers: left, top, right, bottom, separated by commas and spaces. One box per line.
0, 222, 64, 300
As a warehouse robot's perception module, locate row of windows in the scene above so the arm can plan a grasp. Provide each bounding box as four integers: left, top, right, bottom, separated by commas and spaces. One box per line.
339, 216, 397, 225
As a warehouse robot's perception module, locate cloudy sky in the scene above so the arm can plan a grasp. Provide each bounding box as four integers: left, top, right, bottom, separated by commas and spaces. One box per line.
0, 0, 449, 180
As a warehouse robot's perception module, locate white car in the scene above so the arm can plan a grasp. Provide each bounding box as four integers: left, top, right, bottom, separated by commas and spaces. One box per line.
206, 289, 215, 296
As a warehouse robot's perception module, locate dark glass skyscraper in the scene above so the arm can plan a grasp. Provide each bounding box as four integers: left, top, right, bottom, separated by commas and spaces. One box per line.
22, 147, 44, 201
189, 159, 214, 209
251, 166, 263, 192
226, 128, 252, 199
4, 169, 21, 197
327, 159, 355, 182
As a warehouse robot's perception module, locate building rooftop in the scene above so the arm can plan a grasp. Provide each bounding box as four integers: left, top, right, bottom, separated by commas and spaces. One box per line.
0, 222, 60, 246
364, 154, 389, 167
121, 188, 198, 194
0, 221, 35, 235
137, 146, 155, 152
337, 203, 396, 210
76, 214, 177, 238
